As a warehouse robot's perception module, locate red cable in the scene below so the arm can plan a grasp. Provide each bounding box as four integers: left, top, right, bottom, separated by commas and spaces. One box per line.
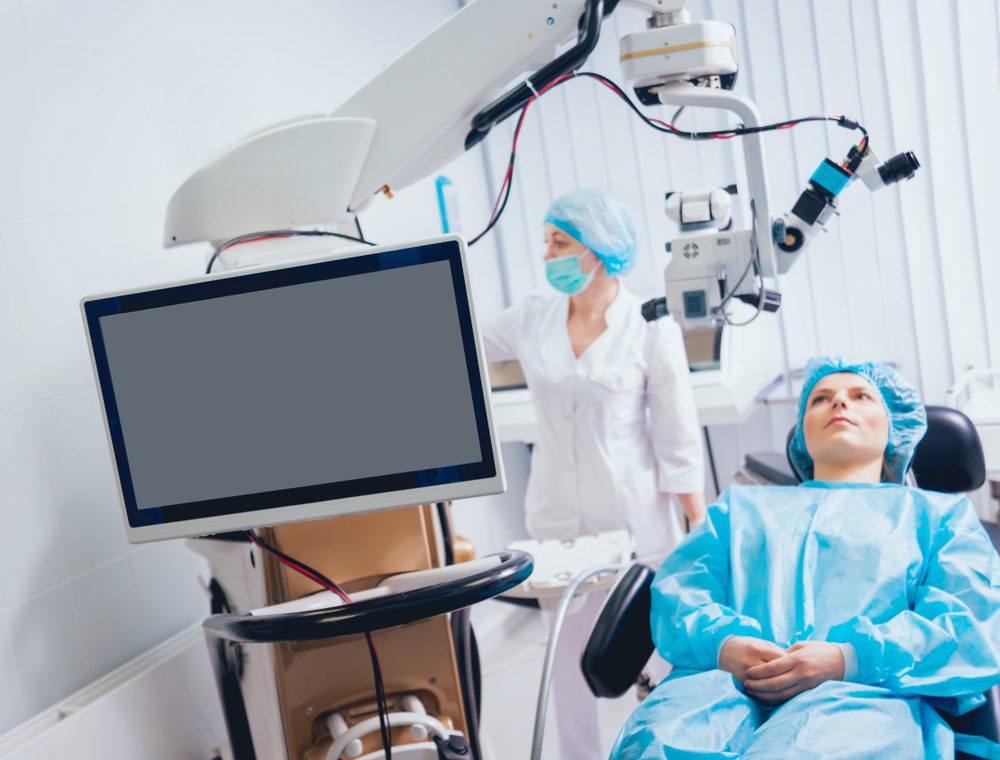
481, 72, 575, 231
273, 553, 352, 604
365, 632, 385, 672
246, 533, 353, 604
222, 233, 294, 252
246, 533, 392, 756
245, 534, 384, 670
648, 117, 682, 132
476, 73, 864, 240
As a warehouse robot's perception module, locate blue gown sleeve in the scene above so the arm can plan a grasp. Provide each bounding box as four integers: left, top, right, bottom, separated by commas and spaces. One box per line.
827, 494, 1000, 708
650, 490, 764, 671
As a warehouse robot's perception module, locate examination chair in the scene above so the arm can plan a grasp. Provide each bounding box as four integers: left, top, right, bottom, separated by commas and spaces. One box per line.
581, 406, 1000, 759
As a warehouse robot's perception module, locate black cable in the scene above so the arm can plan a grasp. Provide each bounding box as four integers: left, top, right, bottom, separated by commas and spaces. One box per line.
488, 159, 518, 236
205, 249, 222, 275
354, 216, 367, 243
363, 634, 391, 757
295, 230, 377, 245
572, 72, 868, 142
529, 71, 871, 143
246, 530, 347, 591
703, 427, 721, 499
718, 199, 767, 327
451, 607, 482, 760
468, 104, 529, 246
205, 229, 377, 275
248, 531, 393, 757
435, 503, 483, 760
245, 530, 393, 758
468, 70, 868, 246
436, 503, 455, 566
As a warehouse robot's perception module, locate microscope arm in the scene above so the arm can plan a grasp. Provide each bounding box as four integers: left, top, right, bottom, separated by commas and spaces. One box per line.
163, 0, 611, 248
654, 81, 778, 278
163, 0, 721, 250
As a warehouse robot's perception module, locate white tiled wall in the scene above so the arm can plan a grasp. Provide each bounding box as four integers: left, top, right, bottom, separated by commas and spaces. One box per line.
0, 0, 512, 734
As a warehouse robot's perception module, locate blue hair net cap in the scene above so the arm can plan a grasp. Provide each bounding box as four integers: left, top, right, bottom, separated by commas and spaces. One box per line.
789, 357, 927, 483
544, 188, 638, 276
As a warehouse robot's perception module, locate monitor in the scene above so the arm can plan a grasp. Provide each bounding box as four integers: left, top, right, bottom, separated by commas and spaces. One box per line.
81, 235, 504, 542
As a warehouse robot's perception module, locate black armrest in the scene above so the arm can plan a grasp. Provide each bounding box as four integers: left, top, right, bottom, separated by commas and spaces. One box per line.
581, 563, 655, 698
982, 521, 1000, 554
946, 685, 1000, 754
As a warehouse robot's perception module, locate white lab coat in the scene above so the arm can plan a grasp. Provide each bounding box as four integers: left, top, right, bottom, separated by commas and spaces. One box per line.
482, 283, 703, 759
481, 283, 704, 562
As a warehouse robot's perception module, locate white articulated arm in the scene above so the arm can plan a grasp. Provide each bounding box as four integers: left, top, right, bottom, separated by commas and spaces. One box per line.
164, 0, 608, 248
162, 0, 915, 336
654, 81, 777, 278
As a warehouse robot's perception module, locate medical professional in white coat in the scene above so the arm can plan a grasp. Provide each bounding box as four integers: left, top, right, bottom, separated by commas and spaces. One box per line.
481, 188, 706, 759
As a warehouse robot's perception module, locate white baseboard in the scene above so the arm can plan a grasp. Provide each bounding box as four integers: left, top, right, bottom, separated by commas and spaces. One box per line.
0, 625, 227, 760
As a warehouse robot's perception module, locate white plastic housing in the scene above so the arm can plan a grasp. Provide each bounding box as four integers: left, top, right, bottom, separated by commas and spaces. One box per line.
654, 82, 777, 288
855, 150, 888, 191
666, 229, 754, 286
776, 207, 832, 275
164, 0, 591, 247
665, 187, 733, 229
333, 0, 589, 211
619, 20, 737, 88
163, 117, 376, 247
326, 713, 364, 759
664, 228, 755, 327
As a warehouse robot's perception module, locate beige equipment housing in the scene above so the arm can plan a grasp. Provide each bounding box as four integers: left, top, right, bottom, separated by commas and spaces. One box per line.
191, 503, 504, 760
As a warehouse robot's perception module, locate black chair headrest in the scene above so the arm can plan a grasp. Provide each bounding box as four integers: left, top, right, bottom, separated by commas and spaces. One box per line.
581, 563, 655, 698
783, 405, 985, 493
911, 406, 987, 492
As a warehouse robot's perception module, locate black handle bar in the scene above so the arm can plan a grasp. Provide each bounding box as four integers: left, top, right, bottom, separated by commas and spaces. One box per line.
204, 550, 533, 643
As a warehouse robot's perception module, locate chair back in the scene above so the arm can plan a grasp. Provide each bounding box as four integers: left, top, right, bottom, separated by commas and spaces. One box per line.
782, 405, 986, 493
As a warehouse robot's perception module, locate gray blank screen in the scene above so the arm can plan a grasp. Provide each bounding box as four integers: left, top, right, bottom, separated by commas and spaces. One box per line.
99, 260, 482, 509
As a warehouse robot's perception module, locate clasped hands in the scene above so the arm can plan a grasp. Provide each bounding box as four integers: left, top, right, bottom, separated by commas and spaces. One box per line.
718, 636, 845, 705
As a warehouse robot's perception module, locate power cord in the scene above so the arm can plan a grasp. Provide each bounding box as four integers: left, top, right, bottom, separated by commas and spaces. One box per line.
206, 229, 376, 274
468, 70, 868, 246
246, 530, 393, 759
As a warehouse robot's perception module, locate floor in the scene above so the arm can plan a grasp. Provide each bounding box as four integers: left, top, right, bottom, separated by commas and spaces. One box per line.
473, 600, 638, 760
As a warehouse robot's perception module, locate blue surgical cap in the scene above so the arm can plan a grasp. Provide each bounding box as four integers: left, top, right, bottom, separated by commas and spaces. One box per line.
544, 188, 638, 276
789, 357, 927, 484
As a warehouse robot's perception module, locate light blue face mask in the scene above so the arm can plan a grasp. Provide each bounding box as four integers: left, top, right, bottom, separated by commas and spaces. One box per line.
545, 252, 594, 295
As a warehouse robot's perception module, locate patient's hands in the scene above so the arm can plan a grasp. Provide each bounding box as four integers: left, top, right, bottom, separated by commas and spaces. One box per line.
742, 641, 845, 704
718, 636, 786, 683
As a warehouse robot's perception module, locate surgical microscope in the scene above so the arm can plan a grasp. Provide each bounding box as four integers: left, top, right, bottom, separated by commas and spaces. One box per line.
81, 1, 920, 759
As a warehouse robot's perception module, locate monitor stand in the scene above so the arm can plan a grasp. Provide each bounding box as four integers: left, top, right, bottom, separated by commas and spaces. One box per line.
189, 504, 480, 760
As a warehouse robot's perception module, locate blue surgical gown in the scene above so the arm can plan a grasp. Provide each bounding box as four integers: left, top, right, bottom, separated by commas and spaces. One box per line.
610, 481, 1000, 759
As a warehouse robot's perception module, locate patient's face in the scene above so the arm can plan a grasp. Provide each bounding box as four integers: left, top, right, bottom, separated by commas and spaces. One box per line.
802, 372, 890, 471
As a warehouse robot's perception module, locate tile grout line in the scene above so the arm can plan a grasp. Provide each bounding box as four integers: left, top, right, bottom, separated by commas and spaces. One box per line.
0, 389, 94, 422
0, 550, 135, 619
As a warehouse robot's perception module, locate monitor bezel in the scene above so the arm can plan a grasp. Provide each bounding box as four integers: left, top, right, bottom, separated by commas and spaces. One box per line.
81, 234, 504, 543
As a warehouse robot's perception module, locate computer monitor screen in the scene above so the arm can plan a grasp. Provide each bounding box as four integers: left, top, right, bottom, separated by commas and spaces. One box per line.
82, 236, 503, 542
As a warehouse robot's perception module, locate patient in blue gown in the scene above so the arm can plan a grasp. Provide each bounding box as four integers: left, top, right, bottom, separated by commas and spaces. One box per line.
610, 357, 1000, 760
